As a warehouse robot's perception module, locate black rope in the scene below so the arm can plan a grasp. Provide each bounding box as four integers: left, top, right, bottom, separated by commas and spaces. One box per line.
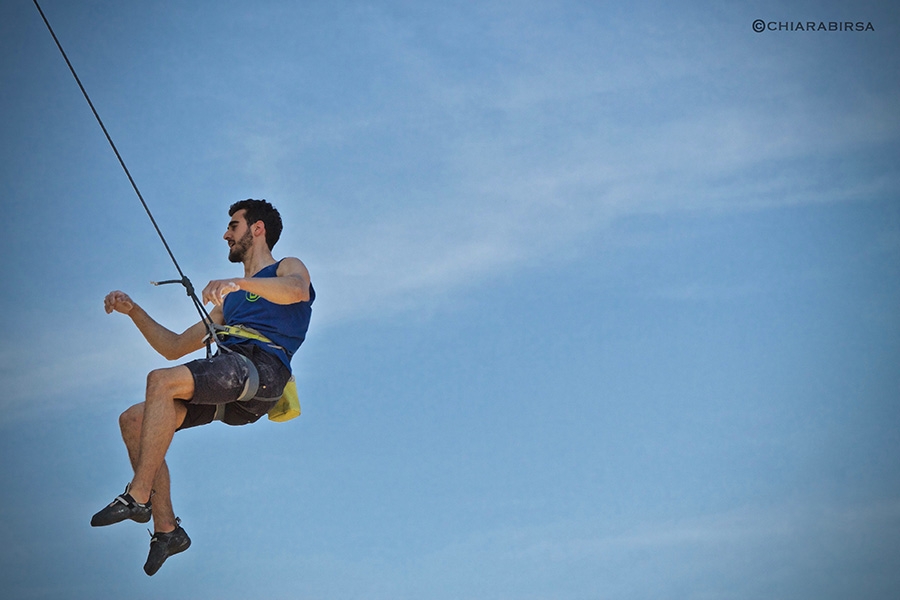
33, 0, 218, 353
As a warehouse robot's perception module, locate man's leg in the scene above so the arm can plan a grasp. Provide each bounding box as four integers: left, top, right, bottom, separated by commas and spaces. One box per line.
125, 366, 193, 509
119, 402, 182, 533
115, 367, 194, 576
91, 367, 191, 529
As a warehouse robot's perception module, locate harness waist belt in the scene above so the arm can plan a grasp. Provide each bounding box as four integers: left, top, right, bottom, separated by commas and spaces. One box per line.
214, 324, 284, 350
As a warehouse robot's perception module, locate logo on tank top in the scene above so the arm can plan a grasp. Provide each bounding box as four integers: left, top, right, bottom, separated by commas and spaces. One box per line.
246, 292, 260, 302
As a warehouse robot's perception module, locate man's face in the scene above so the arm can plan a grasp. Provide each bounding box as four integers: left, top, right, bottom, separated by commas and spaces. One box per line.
224, 210, 253, 263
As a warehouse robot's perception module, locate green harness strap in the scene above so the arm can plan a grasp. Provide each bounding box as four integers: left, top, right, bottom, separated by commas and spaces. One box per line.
215, 324, 280, 347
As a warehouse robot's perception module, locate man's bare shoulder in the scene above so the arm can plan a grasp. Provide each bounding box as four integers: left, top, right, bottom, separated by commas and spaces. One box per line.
276, 257, 310, 280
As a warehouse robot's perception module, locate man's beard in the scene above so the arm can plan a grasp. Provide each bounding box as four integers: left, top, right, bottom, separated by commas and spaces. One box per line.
228, 229, 253, 263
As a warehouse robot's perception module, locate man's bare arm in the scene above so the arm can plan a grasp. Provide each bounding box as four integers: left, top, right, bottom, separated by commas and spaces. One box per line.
201, 257, 311, 307
105, 291, 224, 360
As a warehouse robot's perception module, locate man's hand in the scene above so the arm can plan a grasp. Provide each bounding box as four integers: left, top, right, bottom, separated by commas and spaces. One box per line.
104, 291, 135, 315
202, 279, 241, 306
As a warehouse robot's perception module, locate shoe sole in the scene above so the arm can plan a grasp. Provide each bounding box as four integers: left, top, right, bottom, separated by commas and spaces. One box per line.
90, 509, 152, 527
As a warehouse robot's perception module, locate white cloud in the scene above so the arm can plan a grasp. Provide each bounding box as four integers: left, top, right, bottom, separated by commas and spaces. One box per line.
398, 498, 900, 597
22, 0, 899, 353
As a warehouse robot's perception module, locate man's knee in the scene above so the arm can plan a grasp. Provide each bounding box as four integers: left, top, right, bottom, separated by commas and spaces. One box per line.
146, 368, 170, 394
146, 366, 194, 401
119, 403, 144, 436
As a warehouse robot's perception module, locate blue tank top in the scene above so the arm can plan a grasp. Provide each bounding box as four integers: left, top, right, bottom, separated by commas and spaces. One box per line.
220, 259, 315, 370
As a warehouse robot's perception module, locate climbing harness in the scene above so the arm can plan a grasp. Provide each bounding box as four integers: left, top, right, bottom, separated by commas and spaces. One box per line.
211, 325, 300, 422
34, 0, 299, 422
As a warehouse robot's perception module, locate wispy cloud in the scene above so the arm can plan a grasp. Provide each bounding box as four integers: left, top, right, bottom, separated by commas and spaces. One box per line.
0, 305, 206, 423
398, 498, 900, 597
237, 30, 899, 325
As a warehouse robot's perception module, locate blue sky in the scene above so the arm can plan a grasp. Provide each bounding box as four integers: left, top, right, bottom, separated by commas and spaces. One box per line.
2, 0, 899, 598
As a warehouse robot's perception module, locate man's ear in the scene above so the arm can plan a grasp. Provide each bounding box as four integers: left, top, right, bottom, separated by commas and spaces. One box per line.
253, 220, 266, 238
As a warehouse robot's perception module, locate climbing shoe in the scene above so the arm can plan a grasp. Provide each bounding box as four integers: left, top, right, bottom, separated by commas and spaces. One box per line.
143, 519, 191, 576
90, 484, 152, 526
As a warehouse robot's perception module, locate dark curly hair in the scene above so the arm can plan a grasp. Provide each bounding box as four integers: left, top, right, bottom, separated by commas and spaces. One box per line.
229, 199, 283, 250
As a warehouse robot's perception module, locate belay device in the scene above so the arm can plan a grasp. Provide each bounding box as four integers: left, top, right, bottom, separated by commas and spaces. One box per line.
33, 0, 300, 422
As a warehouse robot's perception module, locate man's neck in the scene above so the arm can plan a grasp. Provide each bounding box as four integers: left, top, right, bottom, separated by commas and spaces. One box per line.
242, 247, 276, 278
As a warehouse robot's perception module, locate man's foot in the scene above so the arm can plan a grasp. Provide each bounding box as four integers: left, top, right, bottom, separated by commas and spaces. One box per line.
90, 484, 152, 526
144, 520, 191, 576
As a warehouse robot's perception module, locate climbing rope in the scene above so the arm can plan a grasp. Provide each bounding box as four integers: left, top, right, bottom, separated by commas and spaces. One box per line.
33, 0, 218, 355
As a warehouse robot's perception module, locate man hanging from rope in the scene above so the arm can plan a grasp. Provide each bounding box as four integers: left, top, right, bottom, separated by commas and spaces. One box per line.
90, 199, 314, 576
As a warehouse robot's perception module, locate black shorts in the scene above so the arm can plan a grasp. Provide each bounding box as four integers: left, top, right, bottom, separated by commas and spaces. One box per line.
178, 343, 292, 430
